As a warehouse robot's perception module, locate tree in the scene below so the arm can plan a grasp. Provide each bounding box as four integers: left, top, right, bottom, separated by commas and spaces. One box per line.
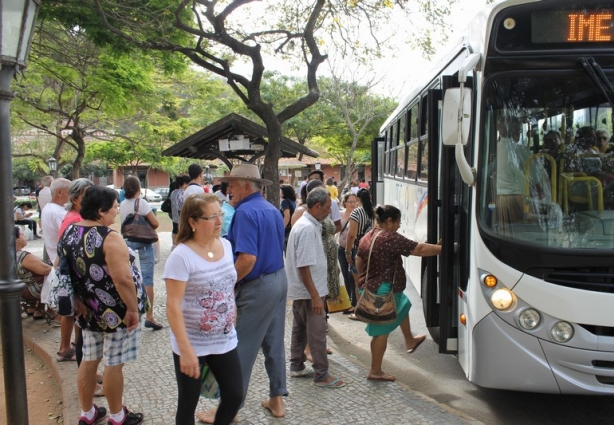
12, 19, 156, 179
316, 68, 395, 188
42, 0, 453, 206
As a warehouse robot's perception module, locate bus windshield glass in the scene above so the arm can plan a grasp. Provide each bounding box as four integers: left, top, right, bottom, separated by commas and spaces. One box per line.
479, 70, 614, 249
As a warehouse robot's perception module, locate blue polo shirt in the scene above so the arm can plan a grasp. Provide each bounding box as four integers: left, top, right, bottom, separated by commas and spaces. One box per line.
227, 191, 285, 281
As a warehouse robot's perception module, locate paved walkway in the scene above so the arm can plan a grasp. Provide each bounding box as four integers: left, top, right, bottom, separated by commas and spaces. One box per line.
21, 233, 476, 425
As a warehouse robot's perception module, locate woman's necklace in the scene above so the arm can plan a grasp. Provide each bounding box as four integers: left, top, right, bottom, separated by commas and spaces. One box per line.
201, 239, 216, 258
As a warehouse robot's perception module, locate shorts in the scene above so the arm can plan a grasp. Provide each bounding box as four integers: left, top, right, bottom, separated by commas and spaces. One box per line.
172, 222, 179, 234
82, 324, 142, 367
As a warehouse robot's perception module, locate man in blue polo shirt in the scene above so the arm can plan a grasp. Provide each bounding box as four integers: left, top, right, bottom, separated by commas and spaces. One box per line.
198, 163, 287, 423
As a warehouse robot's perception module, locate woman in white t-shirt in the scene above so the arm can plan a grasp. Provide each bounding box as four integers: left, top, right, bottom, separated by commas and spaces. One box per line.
163, 193, 243, 425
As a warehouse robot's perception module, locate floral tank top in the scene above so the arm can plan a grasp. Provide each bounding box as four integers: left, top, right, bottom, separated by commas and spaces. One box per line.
58, 224, 149, 332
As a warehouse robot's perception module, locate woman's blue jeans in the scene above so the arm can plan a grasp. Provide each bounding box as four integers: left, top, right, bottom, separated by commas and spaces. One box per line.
126, 241, 155, 286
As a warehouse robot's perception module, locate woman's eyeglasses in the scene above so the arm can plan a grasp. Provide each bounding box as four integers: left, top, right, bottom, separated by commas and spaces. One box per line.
197, 211, 225, 221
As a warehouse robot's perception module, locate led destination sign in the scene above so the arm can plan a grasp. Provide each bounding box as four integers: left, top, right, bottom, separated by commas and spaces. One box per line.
532, 10, 613, 44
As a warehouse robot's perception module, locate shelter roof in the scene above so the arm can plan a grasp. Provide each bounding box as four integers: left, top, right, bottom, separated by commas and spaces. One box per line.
162, 113, 318, 169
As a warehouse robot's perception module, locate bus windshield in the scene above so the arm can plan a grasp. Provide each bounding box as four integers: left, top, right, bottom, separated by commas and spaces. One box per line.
479, 70, 614, 249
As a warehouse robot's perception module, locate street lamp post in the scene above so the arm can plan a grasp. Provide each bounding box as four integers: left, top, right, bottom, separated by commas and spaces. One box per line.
48, 156, 57, 178
315, 161, 321, 170
0, 1, 41, 424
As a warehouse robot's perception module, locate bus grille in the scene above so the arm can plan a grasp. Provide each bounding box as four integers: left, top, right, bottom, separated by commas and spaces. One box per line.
538, 267, 614, 293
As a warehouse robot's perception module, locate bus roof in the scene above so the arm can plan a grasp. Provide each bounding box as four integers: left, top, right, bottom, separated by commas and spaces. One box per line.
379, 0, 543, 134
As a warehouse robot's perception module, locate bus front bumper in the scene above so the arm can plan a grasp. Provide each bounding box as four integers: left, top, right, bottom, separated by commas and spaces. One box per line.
471, 313, 614, 394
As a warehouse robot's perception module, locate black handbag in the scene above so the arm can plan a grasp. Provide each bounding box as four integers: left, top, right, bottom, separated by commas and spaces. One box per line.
160, 197, 171, 213
121, 198, 158, 244
354, 230, 398, 325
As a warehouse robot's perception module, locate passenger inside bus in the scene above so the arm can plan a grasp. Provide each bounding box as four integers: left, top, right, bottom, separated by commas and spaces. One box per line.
495, 114, 530, 234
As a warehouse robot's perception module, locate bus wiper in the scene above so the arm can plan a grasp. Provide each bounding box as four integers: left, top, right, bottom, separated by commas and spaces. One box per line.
578, 57, 614, 110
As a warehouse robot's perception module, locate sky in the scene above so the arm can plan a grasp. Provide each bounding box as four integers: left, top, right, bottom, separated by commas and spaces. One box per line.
236, 0, 496, 100
228, 0, 494, 100
377, 0, 494, 98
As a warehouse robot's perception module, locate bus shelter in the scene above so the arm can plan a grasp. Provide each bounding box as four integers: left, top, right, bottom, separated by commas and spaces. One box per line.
161, 113, 318, 169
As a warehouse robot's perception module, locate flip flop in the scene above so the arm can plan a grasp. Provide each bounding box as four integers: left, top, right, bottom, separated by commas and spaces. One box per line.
407, 335, 427, 354
367, 372, 396, 382
56, 348, 76, 362
348, 313, 360, 321
314, 378, 345, 389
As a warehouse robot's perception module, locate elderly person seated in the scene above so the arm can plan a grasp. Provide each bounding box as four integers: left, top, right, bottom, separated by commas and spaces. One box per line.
15, 226, 53, 320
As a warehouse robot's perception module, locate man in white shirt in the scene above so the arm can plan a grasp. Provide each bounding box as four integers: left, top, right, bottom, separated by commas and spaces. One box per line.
182, 163, 205, 201
286, 188, 345, 388
41, 178, 70, 264
41, 177, 72, 362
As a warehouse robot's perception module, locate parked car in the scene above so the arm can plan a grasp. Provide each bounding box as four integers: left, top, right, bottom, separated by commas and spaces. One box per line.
13, 187, 32, 196
140, 188, 162, 202
153, 187, 169, 198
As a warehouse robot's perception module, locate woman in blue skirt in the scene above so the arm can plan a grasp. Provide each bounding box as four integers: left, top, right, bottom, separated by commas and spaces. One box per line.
355, 205, 441, 382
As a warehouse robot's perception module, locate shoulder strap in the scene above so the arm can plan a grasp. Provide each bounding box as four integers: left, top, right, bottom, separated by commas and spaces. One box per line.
364, 230, 382, 286
340, 219, 349, 234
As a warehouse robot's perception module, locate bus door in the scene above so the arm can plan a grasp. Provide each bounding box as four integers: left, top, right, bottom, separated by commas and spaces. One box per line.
370, 137, 385, 206
423, 88, 442, 332
436, 75, 473, 354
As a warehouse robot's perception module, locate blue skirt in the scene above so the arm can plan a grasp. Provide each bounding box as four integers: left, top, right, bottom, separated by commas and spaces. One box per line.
360, 283, 412, 337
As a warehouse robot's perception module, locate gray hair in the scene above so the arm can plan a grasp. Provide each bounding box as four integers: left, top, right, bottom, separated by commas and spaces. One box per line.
50, 178, 71, 196
42, 175, 54, 187
249, 181, 263, 192
306, 187, 330, 208
65, 178, 94, 211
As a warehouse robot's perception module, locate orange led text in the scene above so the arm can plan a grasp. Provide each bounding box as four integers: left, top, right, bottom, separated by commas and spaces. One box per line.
568, 13, 612, 42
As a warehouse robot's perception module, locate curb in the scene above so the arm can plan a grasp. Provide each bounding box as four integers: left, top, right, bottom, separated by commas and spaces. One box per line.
22, 320, 80, 425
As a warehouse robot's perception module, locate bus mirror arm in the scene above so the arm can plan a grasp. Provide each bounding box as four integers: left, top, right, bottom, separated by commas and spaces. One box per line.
455, 83, 475, 186
455, 143, 476, 186
458, 53, 480, 84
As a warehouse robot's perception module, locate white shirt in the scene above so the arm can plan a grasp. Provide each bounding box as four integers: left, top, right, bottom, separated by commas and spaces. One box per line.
162, 240, 238, 356
41, 203, 67, 264
285, 212, 328, 300
182, 183, 205, 202
119, 198, 153, 224
38, 187, 51, 212
329, 198, 341, 222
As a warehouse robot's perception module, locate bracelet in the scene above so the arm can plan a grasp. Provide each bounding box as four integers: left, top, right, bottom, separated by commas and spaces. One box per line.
345, 251, 351, 254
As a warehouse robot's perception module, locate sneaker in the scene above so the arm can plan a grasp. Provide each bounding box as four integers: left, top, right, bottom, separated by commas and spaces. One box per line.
290, 365, 314, 378
78, 404, 107, 425
107, 406, 144, 425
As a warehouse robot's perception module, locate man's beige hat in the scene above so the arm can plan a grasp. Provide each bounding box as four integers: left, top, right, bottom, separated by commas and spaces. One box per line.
219, 163, 273, 186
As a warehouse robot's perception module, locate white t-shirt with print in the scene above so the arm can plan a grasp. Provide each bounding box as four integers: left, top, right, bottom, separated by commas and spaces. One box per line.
163, 239, 238, 357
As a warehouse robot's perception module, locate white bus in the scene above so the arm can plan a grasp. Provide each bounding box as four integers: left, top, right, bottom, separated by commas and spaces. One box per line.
373, 0, 614, 394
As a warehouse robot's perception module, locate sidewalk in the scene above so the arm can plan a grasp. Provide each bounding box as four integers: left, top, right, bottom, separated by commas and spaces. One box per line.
21, 233, 475, 425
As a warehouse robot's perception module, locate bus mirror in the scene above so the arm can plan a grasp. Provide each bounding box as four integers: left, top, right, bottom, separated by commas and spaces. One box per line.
442, 88, 472, 146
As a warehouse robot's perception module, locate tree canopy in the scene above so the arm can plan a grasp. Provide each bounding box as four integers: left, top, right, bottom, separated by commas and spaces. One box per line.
39, 0, 455, 205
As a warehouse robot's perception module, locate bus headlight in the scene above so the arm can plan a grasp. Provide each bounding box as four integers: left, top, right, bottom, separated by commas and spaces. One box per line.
491, 288, 514, 310
518, 309, 541, 330
551, 321, 574, 343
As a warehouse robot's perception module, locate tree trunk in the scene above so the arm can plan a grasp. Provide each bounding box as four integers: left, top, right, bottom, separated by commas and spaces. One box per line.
71, 128, 85, 179
261, 119, 282, 207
